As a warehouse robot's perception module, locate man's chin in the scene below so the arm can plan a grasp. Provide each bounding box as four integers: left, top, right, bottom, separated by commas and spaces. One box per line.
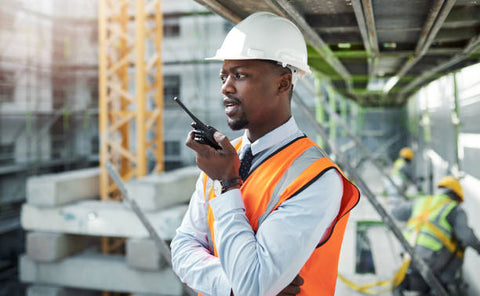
228, 119, 248, 131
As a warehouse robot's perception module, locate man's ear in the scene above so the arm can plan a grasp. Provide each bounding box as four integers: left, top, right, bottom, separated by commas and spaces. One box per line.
278, 73, 292, 94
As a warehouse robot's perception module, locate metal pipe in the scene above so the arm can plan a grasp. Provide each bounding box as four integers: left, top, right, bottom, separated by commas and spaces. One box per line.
415, 0, 446, 55
352, 0, 379, 88
385, 0, 456, 94
292, 93, 449, 296
194, 0, 242, 23
265, 0, 353, 93
351, 0, 372, 56
362, 0, 379, 56
399, 33, 480, 96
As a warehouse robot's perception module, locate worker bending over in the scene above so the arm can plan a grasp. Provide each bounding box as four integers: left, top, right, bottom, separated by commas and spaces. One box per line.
393, 176, 480, 295
171, 12, 359, 296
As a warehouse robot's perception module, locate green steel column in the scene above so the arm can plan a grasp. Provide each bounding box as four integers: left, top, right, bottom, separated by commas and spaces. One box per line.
25, 111, 32, 134
314, 75, 325, 147
452, 72, 461, 170
83, 109, 90, 129
340, 95, 347, 137
358, 105, 365, 133
62, 108, 70, 131
326, 85, 337, 143
351, 102, 358, 134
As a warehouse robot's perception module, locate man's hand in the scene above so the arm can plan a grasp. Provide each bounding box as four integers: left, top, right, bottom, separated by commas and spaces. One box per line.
186, 131, 240, 181
277, 274, 304, 296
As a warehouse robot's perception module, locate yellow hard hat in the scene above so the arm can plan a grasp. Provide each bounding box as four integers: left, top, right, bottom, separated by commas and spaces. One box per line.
399, 147, 414, 160
437, 176, 464, 202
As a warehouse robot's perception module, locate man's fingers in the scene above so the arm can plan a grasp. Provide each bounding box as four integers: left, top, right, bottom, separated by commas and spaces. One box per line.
279, 285, 301, 294
277, 274, 304, 296
291, 274, 304, 286
214, 131, 234, 152
186, 131, 211, 153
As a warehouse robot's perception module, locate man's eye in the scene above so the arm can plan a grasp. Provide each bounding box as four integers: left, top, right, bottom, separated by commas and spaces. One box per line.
235, 73, 246, 79
220, 75, 227, 82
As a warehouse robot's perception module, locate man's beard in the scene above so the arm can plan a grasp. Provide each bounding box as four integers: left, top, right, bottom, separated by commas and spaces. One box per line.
227, 113, 248, 131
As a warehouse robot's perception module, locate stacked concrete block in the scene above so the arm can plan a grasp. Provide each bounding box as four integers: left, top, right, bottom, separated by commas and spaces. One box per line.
20, 166, 199, 295
21, 200, 187, 240
20, 252, 182, 294
126, 238, 166, 271
26, 232, 97, 262
26, 168, 100, 207
27, 285, 101, 296
125, 165, 199, 211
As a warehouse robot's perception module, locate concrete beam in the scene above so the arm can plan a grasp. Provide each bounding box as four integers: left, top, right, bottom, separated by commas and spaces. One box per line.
21, 200, 187, 240
27, 284, 100, 296
126, 238, 165, 271
27, 168, 100, 207
125, 166, 199, 211
20, 253, 182, 295
26, 232, 96, 262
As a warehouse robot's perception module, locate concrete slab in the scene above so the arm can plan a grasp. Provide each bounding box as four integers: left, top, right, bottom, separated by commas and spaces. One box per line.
21, 200, 187, 240
27, 284, 101, 296
126, 238, 165, 271
367, 225, 404, 280
125, 166, 199, 211
27, 232, 97, 262
19, 252, 182, 295
26, 168, 100, 207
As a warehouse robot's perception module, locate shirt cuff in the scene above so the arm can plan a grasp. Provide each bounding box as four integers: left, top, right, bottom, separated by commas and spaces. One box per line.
209, 188, 245, 219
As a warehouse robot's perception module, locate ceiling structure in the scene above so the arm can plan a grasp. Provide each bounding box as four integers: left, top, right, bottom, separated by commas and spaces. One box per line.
194, 0, 480, 107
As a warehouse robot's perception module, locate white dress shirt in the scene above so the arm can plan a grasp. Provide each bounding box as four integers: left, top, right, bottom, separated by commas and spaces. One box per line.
171, 117, 343, 296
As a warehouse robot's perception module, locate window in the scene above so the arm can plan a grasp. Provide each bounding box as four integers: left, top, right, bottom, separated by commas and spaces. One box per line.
0, 69, 15, 103
89, 77, 98, 108
0, 143, 14, 165
164, 75, 180, 107
164, 19, 180, 37
164, 141, 180, 157
52, 87, 67, 109
91, 135, 99, 155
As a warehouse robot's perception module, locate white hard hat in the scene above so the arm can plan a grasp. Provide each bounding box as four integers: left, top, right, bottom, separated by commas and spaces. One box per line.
206, 11, 311, 81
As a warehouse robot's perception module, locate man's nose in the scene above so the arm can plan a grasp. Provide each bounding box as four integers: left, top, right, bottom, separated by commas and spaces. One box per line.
221, 76, 235, 95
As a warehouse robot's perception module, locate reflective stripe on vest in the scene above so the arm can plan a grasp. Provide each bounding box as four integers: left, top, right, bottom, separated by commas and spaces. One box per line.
203, 136, 360, 295
405, 194, 459, 254
392, 158, 406, 179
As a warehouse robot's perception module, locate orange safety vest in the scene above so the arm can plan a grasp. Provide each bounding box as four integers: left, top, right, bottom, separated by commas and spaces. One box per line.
202, 136, 359, 296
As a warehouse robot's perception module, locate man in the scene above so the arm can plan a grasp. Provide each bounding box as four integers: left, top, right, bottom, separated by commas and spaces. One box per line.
171, 12, 359, 296
393, 176, 480, 295
384, 147, 415, 203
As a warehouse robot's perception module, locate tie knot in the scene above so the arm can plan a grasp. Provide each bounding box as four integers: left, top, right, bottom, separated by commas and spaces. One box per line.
239, 146, 253, 181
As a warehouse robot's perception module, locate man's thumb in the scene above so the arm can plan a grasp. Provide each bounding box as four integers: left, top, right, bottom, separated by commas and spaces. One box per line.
214, 131, 231, 150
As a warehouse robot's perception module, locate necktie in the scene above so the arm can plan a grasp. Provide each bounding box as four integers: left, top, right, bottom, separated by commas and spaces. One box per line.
239, 146, 253, 181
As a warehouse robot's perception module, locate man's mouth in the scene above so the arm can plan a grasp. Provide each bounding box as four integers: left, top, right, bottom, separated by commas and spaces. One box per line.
223, 97, 241, 116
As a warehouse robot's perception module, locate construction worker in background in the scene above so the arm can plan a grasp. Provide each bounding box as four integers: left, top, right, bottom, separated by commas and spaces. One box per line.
385, 147, 415, 203
170, 11, 359, 296
392, 176, 480, 295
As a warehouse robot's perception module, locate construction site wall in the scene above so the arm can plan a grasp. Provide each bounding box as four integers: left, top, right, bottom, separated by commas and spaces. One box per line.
407, 63, 480, 295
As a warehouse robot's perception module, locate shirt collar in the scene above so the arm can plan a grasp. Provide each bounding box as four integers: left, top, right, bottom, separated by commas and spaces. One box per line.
241, 117, 299, 156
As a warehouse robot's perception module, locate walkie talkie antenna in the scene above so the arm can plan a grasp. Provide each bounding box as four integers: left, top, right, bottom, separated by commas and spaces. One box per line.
174, 97, 203, 126
173, 96, 221, 150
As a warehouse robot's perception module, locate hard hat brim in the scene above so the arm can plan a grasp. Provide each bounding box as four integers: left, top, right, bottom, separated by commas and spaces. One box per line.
205, 55, 312, 76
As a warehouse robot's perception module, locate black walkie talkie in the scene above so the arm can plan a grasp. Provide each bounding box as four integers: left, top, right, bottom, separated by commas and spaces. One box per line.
173, 97, 222, 150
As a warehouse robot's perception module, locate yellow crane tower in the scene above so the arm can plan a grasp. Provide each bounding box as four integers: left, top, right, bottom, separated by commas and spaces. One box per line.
98, 0, 164, 254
